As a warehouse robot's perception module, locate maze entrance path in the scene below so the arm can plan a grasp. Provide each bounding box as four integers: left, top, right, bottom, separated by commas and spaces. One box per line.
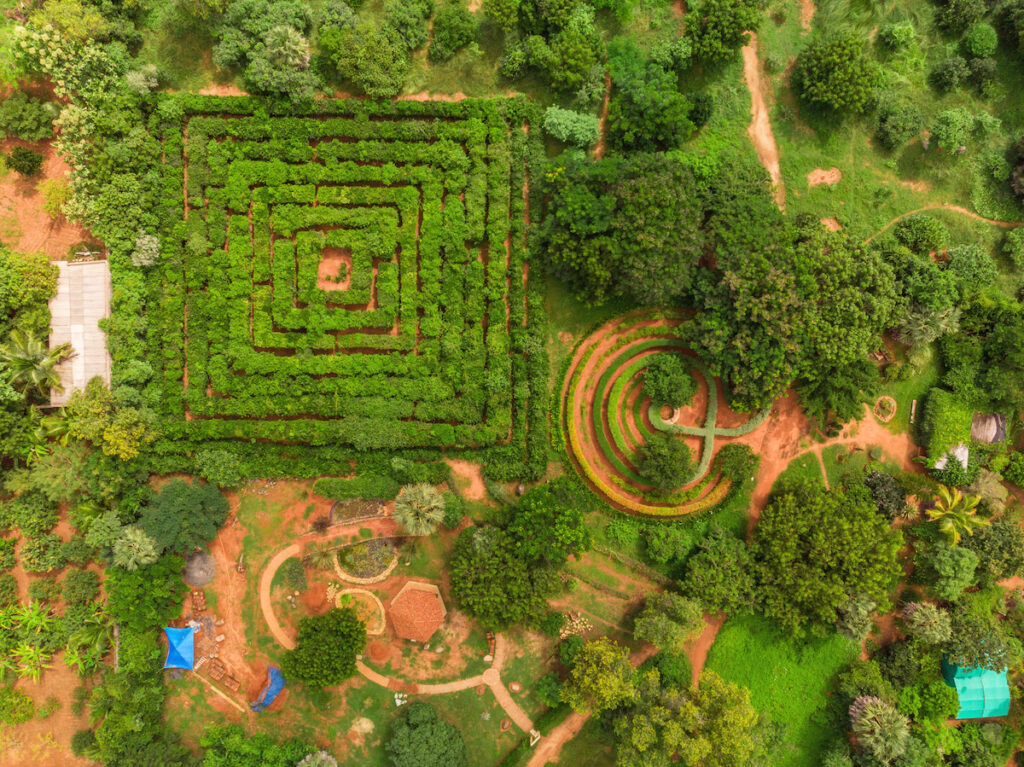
561, 309, 769, 517
138, 96, 545, 475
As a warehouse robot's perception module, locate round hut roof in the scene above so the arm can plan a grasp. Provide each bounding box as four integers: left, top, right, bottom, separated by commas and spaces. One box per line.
388, 581, 447, 643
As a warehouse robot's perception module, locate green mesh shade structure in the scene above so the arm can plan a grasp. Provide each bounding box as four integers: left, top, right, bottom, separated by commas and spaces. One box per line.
942, 656, 1010, 719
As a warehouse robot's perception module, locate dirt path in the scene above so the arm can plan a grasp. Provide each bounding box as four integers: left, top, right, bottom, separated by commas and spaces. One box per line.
0, 139, 93, 259
741, 35, 785, 210
865, 204, 1024, 243
525, 646, 656, 767
800, 0, 815, 30
259, 528, 533, 731
445, 458, 489, 502
687, 612, 726, 686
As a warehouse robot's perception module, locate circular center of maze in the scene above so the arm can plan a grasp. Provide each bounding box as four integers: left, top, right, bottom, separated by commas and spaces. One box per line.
562, 310, 770, 517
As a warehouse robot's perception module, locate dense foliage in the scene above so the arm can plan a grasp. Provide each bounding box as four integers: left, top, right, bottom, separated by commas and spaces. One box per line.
280, 607, 367, 687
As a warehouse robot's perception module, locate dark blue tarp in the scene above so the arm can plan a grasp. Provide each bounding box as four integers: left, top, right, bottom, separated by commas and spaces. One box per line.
163, 627, 195, 670
250, 666, 285, 712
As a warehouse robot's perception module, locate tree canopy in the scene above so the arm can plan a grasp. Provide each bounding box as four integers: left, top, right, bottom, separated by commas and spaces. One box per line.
280, 607, 366, 687
386, 703, 467, 767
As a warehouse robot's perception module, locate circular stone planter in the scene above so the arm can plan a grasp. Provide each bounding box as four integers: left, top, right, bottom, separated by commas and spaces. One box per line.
333, 541, 400, 585
336, 588, 387, 635
874, 396, 897, 424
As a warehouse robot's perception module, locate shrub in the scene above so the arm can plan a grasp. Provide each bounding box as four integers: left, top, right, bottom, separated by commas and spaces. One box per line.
130, 230, 160, 268
7, 146, 44, 177
944, 244, 999, 288
879, 21, 915, 48
794, 32, 879, 113
893, 215, 950, 254
539, 610, 565, 638
876, 100, 923, 150
1004, 452, 1024, 486
37, 178, 70, 219
280, 557, 307, 591
195, 448, 243, 488
21, 533, 67, 572
281, 607, 366, 687
0, 92, 59, 141
937, 0, 986, 32
642, 354, 697, 409
638, 433, 692, 494
969, 57, 997, 97
605, 516, 641, 548
441, 491, 464, 529
0, 573, 17, 605
687, 0, 761, 63
0, 687, 35, 725
932, 55, 969, 92
71, 729, 97, 756
27, 577, 61, 603
864, 471, 908, 519
715, 443, 758, 484
386, 702, 467, 767
63, 568, 100, 604
428, 5, 475, 62
964, 23, 998, 57
0, 538, 14, 571
535, 672, 563, 707
384, 0, 433, 49
560, 634, 585, 667
917, 541, 979, 600
542, 106, 601, 149
930, 108, 975, 153
643, 524, 694, 564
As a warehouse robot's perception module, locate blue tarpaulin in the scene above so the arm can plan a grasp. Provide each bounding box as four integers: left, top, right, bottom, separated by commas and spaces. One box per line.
942, 656, 1011, 719
163, 627, 195, 670
250, 666, 285, 712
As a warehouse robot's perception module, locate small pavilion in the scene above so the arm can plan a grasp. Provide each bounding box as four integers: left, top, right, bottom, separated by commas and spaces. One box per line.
389, 581, 447, 643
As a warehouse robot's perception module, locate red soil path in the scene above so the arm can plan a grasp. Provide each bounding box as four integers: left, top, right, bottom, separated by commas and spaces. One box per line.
865, 204, 1024, 243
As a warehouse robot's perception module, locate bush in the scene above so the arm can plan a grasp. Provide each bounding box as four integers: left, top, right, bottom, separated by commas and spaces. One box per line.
876, 100, 923, 150
642, 354, 697, 409
386, 702, 467, 767
37, 178, 70, 219
63, 568, 100, 604
605, 517, 641, 548
196, 448, 244, 488
535, 672, 563, 706
441, 491, 464, 529
27, 577, 61, 603
280, 557, 307, 590
0, 573, 17, 605
964, 23, 998, 57
864, 471, 908, 519
21, 533, 67, 572
637, 433, 692, 494
0, 687, 35, 725
542, 106, 600, 149
893, 215, 950, 254
0, 538, 14, 571
281, 607, 366, 687
937, 0, 986, 33
944, 244, 999, 288
0, 92, 59, 141
969, 57, 998, 96
879, 21, 915, 48
7, 146, 44, 177
71, 729, 97, 757
715, 443, 758, 484
794, 32, 879, 113
932, 55, 969, 92
428, 5, 475, 62
539, 610, 565, 638
1004, 452, 1024, 486
384, 0, 433, 49
931, 108, 975, 153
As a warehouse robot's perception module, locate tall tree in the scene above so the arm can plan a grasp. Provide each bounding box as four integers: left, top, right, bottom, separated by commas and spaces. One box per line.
561, 637, 637, 713
751, 480, 903, 636
137, 479, 229, 556
386, 702, 467, 767
281, 607, 366, 687
633, 593, 704, 653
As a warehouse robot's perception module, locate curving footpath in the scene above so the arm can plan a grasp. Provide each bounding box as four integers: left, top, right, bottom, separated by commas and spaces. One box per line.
865, 203, 1024, 243
258, 527, 534, 732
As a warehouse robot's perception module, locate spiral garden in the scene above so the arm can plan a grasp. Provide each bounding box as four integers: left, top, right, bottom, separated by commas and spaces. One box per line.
560, 310, 770, 517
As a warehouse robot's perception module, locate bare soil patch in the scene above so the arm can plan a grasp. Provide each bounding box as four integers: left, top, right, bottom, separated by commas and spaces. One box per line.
808, 167, 842, 186
800, 0, 815, 30
398, 91, 468, 102
446, 458, 489, 502
821, 217, 842, 231
317, 248, 352, 291
0, 139, 93, 259
741, 36, 785, 210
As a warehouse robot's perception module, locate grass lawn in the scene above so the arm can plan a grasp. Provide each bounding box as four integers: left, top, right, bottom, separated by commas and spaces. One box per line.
553, 717, 617, 766
705, 614, 860, 767
771, 453, 825, 493
819, 444, 902, 490
878, 348, 940, 438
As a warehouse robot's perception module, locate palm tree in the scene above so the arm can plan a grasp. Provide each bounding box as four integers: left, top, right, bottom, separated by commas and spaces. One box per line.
304, 542, 336, 571
0, 329, 72, 398
394, 483, 445, 536
895, 306, 961, 350
926, 484, 989, 544
111, 526, 159, 571
71, 609, 114, 660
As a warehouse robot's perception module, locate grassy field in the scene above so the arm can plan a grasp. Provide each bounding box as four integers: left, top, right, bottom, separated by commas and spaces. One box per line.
771, 452, 826, 492
705, 614, 860, 767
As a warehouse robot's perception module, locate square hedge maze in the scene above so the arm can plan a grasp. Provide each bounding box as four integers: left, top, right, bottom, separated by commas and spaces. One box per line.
145, 96, 545, 473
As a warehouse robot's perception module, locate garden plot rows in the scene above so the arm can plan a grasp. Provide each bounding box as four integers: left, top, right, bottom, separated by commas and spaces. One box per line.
561, 310, 768, 517
142, 96, 546, 477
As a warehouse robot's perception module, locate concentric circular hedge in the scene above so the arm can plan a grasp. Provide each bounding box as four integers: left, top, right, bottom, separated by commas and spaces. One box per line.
561, 310, 769, 517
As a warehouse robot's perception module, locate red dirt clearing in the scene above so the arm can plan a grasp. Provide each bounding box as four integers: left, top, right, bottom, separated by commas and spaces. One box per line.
0, 139, 93, 259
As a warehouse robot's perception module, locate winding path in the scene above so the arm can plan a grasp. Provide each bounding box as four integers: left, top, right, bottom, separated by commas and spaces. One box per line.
865, 203, 1024, 243
257, 523, 534, 732
742, 34, 785, 210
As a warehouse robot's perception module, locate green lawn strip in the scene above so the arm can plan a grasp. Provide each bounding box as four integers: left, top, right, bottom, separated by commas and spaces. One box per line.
819, 444, 902, 491
878, 349, 940, 437
771, 452, 826, 493
705, 614, 859, 767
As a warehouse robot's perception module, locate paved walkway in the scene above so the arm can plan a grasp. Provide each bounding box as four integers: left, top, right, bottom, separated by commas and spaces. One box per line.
48, 260, 111, 406
258, 526, 535, 732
